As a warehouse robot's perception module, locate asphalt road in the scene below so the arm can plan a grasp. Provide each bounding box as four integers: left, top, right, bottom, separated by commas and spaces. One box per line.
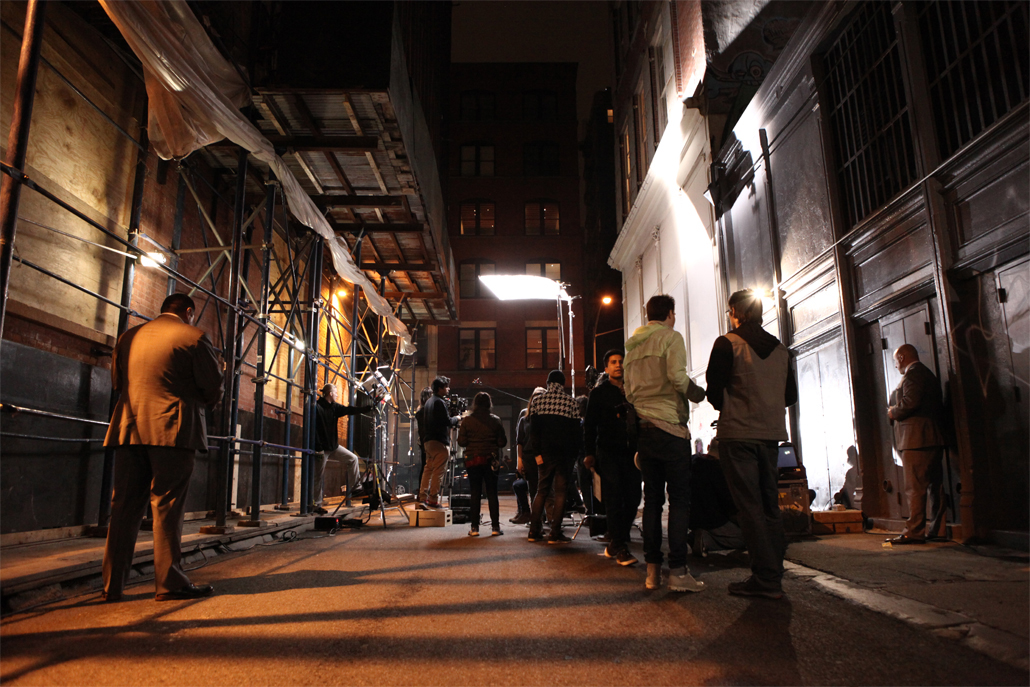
2, 508, 1027, 686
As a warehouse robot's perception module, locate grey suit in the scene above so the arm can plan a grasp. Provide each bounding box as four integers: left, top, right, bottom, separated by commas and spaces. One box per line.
102, 313, 223, 597
888, 361, 946, 539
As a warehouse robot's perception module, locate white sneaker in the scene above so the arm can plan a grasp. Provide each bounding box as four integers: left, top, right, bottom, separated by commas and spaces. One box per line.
668, 567, 705, 593
645, 563, 661, 590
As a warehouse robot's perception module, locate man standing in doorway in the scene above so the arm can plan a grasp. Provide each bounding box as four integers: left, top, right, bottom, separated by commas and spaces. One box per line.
314, 383, 372, 512
102, 293, 224, 602
706, 289, 797, 600
624, 295, 707, 592
887, 344, 947, 544
584, 349, 640, 566
418, 376, 459, 508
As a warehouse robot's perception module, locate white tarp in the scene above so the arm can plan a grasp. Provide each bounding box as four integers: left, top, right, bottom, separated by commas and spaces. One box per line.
100, 0, 415, 355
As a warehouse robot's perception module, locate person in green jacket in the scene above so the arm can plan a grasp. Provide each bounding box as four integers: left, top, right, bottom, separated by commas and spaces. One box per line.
624, 294, 707, 593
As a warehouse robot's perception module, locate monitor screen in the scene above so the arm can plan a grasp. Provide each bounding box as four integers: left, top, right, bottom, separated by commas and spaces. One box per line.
777, 445, 798, 469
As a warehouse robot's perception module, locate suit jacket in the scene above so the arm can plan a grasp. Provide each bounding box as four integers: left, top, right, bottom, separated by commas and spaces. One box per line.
104, 313, 224, 451
888, 361, 945, 450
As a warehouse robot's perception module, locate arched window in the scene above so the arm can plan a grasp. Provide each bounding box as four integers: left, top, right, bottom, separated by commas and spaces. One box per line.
461, 143, 495, 176
524, 200, 560, 235
459, 200, 496, 235
459, 260, 495, 299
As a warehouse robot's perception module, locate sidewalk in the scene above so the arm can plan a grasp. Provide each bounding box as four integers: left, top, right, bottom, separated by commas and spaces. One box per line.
2, 501, 1028, 672
783, 532, 1029, 671
0, 497, 374, 613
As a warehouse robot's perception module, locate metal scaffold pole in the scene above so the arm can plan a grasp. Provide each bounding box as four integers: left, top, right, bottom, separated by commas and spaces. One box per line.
0, 0, 47, 341
242, 177, 277, 525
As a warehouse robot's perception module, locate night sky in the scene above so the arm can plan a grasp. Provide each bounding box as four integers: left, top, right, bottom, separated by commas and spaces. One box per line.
451, 1, 614, 134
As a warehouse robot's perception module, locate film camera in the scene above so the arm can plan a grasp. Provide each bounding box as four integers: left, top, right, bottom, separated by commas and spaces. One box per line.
448, 394, 469, 417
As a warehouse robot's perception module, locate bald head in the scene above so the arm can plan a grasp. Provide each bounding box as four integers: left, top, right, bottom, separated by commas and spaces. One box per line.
893, 344, 919, 372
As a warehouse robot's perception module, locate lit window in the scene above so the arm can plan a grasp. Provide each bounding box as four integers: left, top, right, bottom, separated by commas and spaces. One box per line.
460, 329, 496, 370
460, 201, 496, 235
526, 262, 561, 281
524, 201, 560, 235
526, 327, 561, 369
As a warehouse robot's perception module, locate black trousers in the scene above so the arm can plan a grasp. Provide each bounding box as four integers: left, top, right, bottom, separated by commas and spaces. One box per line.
530, 453, 573, 535
597, 451, 641, 552
467, 464, 500, 529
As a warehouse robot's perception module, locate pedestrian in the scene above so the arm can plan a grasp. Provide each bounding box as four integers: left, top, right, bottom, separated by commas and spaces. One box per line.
886, 344, 947, 544
624, 294, 707, 592
583, 349, 640, 566
313, 383, 373, 512
102, 293, 224, 602
527, 370, 582, 544
706, 288, 798, 600
511, 386, 545, 525
418, 376, 459, 508
457, 392, 508, 536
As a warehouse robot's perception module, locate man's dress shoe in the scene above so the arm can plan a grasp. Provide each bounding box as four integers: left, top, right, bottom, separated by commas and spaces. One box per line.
155, 583, 214, 601
886, 535, 925, 545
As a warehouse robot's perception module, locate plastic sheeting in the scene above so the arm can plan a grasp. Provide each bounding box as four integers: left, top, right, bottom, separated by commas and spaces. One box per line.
100, 0, 415, 355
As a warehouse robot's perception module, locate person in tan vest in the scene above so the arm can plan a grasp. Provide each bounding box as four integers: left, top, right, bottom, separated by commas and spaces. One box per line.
886, 344, 947, 544
102, 293, 224, 602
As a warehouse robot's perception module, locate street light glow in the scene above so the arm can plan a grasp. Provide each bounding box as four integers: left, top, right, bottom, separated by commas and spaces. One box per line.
602, 296, 612, 305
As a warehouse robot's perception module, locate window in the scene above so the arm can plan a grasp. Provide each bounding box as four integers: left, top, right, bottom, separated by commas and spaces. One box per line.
634, 91, 647, 184
460, 200, 495, 235
649, 43, 668, 144
524, 90, 558, 121
526, 262, 561, 281
823, 1, 916, 229
459, 329, 496, 370
620, 128, 632, 216
460, 91, 496, 121
524, 200, 560, 235
917, 0, 1029, 160
460, 261, 495, 298
461, 144, 495, 176
526, 328, 561, 369
523, 142, 560, 176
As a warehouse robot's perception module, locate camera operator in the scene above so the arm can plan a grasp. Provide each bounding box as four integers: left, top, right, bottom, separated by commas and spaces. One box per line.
417, 377, 460, 509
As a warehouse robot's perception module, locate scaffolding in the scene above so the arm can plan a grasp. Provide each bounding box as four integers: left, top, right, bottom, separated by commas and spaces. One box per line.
0, 0, 423, 535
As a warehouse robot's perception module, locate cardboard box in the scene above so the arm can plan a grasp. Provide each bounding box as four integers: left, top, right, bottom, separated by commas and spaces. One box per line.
812, 508, 864, 534
408, 509, 452, 527
778, 480, 811, 535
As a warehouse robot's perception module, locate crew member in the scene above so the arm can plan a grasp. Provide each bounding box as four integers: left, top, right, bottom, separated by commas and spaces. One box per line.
314, 383, 372, 512
418, 377, 459, 508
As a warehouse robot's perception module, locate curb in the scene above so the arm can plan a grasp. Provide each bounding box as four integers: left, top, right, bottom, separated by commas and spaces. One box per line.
785, 561, 1029, 672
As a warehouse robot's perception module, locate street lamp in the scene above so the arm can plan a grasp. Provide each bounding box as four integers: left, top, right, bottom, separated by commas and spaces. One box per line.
593, 296, 613, 369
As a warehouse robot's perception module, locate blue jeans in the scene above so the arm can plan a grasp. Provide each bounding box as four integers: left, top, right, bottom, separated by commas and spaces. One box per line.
637, 428, 692, 569
719, 440, 785, 588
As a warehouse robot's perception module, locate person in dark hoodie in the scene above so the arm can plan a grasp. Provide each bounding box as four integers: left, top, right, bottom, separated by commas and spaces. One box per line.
457, 391, 508, 536
527, 369, 582, 544
584, 349, 640, 566
706, 289, 798, 600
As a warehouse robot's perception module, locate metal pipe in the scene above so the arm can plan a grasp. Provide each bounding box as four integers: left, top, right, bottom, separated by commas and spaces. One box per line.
1, 402, 110, 426
168, 174, 187, 296
1, 432, 105, 443
0, 0, 47, 340
278, 346, 295, 509
301, 237, 324, 513
98, 114, 150, 529
10, 256, 144, 318
248, 179, 276, 523
213, 148, 249, 529
347, 229, 366, 451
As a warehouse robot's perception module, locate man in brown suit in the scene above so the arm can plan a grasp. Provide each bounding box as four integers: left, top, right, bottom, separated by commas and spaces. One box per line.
886, 344, 947, 544
102, 293, 224, 601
